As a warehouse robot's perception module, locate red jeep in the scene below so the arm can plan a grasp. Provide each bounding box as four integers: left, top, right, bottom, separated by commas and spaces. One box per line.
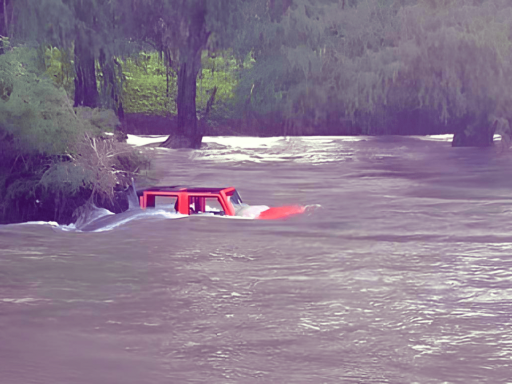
137, 186, 305, 220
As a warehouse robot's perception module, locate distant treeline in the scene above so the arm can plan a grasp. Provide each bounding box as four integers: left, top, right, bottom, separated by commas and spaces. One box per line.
2, 0, 512, 147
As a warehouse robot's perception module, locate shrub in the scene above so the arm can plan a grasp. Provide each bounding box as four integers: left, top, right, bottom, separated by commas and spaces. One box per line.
0, 46, 146, 224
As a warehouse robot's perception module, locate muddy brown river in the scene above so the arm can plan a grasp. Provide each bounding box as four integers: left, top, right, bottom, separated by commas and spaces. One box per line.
1, 135, 512, 383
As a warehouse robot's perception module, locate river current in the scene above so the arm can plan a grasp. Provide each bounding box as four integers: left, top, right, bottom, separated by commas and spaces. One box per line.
1, 135, 512, 383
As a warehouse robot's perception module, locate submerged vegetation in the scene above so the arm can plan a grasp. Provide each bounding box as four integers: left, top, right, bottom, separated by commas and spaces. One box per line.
1, 0, 512, 222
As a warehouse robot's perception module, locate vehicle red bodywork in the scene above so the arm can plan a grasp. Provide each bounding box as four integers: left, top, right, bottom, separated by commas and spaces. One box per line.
137, 186, 304, 220
256, 205, 305, 220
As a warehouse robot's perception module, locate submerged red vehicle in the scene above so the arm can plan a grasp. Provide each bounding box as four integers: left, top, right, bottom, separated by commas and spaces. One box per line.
137, 186, 305, 220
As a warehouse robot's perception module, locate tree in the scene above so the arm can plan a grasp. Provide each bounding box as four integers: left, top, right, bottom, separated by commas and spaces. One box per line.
0, 0, 14, 54
11, 0, 128, 111
0, 0, 14, 38
10, 0, 253, 147
390, 0, 512, 145
235, 0, 395, 135
233, 0, 315, 135
263, 0, 512, 142
0, 47, 142, 224
119, 0, 246, 148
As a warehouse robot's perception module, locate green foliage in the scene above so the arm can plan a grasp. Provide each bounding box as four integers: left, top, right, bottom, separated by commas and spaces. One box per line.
0, 46, 145, 223
197, 51, 239, 123
122, 52, 176, 116
41, 46, 75, 97
74, 107, 119, 133
321, 0, 512, 135
12, 0, 140, 110
32, 44, 242, 123
0, 47, 84, 155
288, 0, 400, 133
235, 0, 345, 132
39, 131, 133, 200
236, 54, 288, 116
121, 50, 240, 122
9, 0, 511, 141
0, 36, 11, 52
119, 0, 245, 57
115, 0, 251, 144
236, 0, 512, 137
391, 0, 512, 124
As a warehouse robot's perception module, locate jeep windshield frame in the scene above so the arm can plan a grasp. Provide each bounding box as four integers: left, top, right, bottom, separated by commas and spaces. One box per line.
138, 186, 238, 216
227, 189, 243, 206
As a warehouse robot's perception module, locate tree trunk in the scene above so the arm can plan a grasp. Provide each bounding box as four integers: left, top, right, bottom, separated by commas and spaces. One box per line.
3, 0, 8, 37
161, 61, 202, 149
99, 48, 124, 118
73, 37, 99, 108
181, 63, 200, 142
452, 114, 496, 147
161, 4, 208, 149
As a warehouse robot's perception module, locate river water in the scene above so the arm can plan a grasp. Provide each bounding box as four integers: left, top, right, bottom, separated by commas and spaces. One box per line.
1, 135, 512, 383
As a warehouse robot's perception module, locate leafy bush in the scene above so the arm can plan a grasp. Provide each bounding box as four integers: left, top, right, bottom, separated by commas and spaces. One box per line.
0, 46, 146, 224
0, 47, 84, 155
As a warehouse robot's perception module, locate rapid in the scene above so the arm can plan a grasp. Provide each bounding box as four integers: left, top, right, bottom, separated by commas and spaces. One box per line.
1, 135, 512, 383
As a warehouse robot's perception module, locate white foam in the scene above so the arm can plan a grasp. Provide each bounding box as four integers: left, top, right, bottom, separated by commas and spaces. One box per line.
13, 221, 60, 227
301, 136, 366, 142
126, 134, 167, 147
2, 298, 45, 304
197, 136, 359, 165
237, 205, 270, 218
420, 134, 454, 142
91, 210, 185, 232
202, 136, 283, 148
